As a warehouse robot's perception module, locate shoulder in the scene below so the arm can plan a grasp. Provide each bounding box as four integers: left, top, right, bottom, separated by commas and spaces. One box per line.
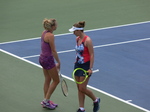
44, 32, 54, 43
85, 36, 93, 46
46, 32, 54, 37
85, 36, 92, 42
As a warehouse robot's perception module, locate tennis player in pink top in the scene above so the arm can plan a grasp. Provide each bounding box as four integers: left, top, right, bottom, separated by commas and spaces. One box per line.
69, 21, 100, 112
39, 18, 60, 109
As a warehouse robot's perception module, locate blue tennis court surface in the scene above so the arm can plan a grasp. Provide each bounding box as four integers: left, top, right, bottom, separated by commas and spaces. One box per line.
0, 21, 150, 111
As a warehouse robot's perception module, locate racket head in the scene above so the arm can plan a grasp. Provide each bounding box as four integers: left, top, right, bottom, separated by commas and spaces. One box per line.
61, 79, 68, 97
72, 68, 88, 84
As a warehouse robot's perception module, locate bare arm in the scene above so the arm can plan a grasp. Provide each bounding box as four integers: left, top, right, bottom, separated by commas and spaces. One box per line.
85, 37, 94, 74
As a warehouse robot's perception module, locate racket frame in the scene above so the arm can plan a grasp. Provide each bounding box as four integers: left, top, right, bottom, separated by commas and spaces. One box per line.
72, 68, 99, 84
59, 72, 68, 97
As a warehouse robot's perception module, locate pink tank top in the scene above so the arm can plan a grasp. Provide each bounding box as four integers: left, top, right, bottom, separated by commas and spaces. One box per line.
40, 30, 53, 57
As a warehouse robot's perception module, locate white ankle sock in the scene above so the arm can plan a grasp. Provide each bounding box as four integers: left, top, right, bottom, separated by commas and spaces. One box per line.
80, 107, 85, 111
94, 98, 98, 103
43, 99, 49, 103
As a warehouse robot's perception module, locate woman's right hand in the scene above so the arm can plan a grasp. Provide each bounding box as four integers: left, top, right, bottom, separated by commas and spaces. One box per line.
56, 63, 60, 71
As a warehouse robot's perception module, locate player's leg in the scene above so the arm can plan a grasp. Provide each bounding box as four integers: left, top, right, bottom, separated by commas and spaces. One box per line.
41, 68, 58, 107
42, 67, 59, 109
78, 77, 96, 101
75, 76, 86, 112
45, 66, 60, 99
43, 69, 51, 98
77, 77, 100, 112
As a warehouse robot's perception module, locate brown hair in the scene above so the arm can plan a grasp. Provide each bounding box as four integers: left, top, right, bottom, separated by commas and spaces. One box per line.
73, 21, 85, 28
43, 18, 56, 31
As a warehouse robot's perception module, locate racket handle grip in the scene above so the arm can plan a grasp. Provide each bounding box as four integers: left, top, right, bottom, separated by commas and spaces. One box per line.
93, 69, 99, 73
87, 69, 99, 77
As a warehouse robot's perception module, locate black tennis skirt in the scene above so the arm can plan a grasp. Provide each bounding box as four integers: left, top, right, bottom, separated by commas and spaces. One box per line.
74, 61, 90, 77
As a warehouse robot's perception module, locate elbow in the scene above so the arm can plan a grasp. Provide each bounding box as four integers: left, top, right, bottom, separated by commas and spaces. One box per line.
91, 54, 94, 58
52, 49, 57, 54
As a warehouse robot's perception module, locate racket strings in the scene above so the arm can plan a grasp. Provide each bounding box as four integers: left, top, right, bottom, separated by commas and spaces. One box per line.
61, 80, 68, 96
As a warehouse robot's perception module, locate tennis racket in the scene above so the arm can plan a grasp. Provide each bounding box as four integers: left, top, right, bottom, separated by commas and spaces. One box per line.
59, 71, 68, 97
72, 68, 99, 84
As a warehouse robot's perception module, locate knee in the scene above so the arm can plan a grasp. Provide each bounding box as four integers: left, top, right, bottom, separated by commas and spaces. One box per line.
45, 78, 51, 84
54, 78, 60, 85
57, 79, 60, 84
78, 86, 86, 93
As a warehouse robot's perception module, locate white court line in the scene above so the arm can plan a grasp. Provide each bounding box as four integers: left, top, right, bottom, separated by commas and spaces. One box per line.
22, 49, 75, 59
93, 37, 150, 48
126, 100, 133, 102
0, 48, 150, 112
22, 37, 150, 59
0, 20, 150, 45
